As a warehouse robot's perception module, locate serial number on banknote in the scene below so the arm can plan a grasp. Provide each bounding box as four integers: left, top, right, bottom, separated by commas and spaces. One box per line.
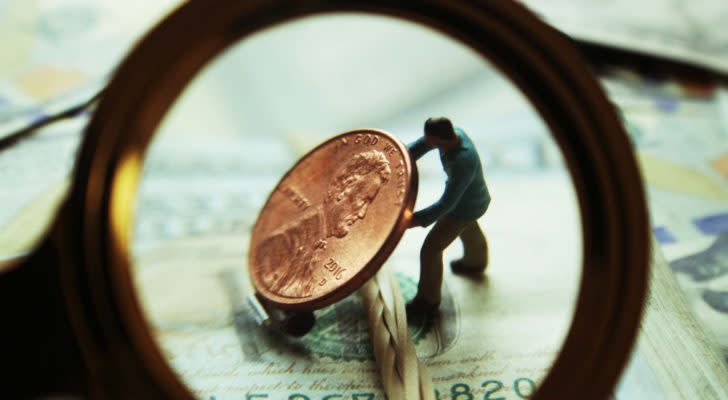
229, 377, 537, 400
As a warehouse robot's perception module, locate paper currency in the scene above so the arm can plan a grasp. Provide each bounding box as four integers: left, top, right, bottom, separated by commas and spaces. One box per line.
0, 114, 81, 267
603, 70, 728, 361
615, 240, 728, 400
0, 0, 181, 140
521, 0, 728, 73
131, 171, 581, 399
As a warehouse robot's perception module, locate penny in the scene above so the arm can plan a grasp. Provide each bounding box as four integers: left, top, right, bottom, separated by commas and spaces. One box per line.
249, 129, 417, 310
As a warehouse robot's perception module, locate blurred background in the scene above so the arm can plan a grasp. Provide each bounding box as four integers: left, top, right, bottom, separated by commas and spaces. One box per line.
1, 1, 727, 399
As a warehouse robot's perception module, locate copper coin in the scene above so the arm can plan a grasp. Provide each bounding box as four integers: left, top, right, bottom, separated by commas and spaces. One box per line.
249, 129, 417, 310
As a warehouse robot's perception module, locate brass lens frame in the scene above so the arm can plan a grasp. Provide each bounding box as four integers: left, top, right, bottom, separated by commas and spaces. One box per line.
34, 1, 649, 398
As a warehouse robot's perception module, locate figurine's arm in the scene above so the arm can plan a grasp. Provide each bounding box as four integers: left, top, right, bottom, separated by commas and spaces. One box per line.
412, 157, 475, 227
407, 137, 434, 160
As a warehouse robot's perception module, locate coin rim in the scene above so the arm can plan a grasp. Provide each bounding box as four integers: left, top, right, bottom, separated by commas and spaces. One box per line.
248, 129, 418, 310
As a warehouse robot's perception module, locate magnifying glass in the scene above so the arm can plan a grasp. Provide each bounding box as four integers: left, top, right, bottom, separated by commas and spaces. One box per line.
0, 1, 649, 399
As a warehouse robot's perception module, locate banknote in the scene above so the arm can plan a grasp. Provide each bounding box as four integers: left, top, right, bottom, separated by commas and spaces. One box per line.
521, 0, 728, 74
603, 70, 728, 360
0, 0, 181, 140
131, 167, 582, 399
0, 112, 81, 266
614, 239, 728, 400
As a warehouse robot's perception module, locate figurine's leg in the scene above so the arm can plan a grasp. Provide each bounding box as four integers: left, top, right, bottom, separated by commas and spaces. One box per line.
461, 221, 488, 269
416, 217, 469, 306
451, 221, 488, 276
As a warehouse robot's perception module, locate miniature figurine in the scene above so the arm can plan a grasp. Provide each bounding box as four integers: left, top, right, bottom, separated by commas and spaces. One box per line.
406, 117, 491, 315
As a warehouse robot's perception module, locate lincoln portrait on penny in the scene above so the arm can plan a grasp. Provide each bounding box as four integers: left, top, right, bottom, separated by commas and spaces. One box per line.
255, 150, 392, 298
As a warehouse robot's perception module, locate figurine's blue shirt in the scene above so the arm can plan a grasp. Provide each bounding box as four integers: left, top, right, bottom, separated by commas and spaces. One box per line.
408, 128, 490, 227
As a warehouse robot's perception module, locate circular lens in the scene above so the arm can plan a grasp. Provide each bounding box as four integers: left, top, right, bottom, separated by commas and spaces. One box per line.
130, 14, 581, 399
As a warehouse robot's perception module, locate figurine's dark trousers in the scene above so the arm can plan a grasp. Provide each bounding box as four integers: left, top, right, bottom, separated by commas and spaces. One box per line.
417, 217, 488, 305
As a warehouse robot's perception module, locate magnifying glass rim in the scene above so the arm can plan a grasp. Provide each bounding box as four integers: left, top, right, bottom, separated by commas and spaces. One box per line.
59, 1, 649, 398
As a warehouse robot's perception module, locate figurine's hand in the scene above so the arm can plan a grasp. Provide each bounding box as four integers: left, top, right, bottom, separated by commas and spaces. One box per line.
408, 216, 423, 229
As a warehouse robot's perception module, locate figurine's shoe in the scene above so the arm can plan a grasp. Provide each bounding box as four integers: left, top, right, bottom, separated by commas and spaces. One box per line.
405, 297, 440, 317
450, 259, 486, 277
